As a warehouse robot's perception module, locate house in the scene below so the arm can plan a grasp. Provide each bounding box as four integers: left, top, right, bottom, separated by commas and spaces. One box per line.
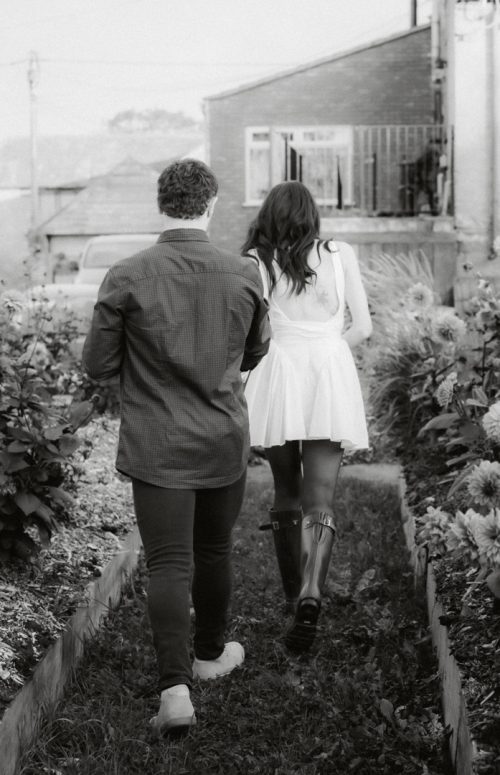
0, 130, 202, 287
204, 23, 458, 302
431, 0, 500, 303
38, 158, 167, 279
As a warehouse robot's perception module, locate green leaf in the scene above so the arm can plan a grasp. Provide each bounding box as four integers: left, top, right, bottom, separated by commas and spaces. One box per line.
465, 399, 489, 409
8, 427, 34, 442
12, 532, 38, 561
458, 420, 483, 441
68, 401, 95, 430
34, 502, 55, 522
14, 492, 42, 515
379, 698, 394, 723
44, 425, 67, 441
6, 458, 30, 473
418, 412, 459, 435
46, 486, 75, 507
36, 522, 51, 547
58, 435, 80, 456
486, 569, 500, 599
7, 440, 30, 453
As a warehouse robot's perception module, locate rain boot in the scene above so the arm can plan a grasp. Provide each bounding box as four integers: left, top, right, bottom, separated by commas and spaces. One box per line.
285, 510, 336, 652
260, 508, 302, 613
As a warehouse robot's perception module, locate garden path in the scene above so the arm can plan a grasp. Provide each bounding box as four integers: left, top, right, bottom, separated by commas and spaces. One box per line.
18, 462, 451, 775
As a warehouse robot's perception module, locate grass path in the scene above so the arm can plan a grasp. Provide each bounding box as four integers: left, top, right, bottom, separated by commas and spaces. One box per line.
19, 463, 451, 775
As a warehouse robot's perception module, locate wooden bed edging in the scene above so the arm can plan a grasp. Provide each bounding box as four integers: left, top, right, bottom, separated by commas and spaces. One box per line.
397, 474, 478, 775
0, 526, 142, 775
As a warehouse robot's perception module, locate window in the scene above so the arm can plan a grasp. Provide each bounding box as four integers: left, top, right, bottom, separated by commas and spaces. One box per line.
245, 126, 353, 206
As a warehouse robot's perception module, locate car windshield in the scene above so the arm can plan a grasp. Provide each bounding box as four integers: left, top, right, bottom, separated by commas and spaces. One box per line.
84, 240, 155, 268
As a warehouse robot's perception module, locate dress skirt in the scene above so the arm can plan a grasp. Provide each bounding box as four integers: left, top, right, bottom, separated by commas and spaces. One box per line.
244, 318, 369, 450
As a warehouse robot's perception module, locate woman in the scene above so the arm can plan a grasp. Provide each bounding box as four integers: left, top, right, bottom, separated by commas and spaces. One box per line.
242, 181, 372, 652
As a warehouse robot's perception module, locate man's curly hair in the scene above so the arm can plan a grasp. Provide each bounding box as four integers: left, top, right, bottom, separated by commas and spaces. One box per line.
157, 159, 218, 219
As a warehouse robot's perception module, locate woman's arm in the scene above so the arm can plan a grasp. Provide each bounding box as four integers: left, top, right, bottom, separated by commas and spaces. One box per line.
339, 243, 373, 348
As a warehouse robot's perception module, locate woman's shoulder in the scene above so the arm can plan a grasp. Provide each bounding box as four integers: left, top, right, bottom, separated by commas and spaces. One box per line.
324, 240, 357, 265
316, 239, 356, 261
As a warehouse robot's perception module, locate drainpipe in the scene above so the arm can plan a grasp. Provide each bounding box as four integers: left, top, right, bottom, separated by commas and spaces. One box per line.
490, 10, 500, 259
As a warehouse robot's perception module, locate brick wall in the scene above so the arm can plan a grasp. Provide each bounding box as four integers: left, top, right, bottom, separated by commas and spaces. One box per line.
206, 26, 433, 253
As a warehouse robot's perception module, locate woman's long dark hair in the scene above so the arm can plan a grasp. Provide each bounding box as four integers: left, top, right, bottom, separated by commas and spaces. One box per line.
241, 181, 330, 294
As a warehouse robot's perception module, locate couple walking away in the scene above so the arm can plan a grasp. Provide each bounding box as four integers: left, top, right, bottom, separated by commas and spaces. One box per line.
82, 158, 372, 736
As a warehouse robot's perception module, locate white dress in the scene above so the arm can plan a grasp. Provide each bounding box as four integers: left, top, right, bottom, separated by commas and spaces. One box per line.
245, 240, 369, 450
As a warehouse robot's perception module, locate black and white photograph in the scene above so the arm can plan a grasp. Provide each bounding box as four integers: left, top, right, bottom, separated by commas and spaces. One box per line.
0, 1, 499, 773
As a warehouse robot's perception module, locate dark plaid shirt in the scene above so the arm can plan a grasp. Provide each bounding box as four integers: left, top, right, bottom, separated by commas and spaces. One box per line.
82, 229, 270, 488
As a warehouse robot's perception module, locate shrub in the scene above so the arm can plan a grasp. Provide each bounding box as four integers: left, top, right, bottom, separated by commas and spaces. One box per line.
363, 259, 500, 601
0, 289, 97, 563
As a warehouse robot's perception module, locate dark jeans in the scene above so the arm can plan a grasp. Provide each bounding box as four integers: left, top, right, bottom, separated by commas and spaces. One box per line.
132, 471, 246, 692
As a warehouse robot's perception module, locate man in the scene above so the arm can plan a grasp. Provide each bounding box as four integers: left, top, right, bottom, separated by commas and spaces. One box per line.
82, 159, 270, 735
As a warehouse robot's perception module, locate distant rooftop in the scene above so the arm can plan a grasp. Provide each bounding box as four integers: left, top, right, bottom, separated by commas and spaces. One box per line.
40, 157, 167, 236
0, 130, 203, 189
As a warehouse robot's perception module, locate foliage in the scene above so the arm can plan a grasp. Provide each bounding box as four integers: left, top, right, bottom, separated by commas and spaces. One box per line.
0, 418, 133, 703
107, 108, 200, 133
363, 259, 500, 602
0, 288, 97, 563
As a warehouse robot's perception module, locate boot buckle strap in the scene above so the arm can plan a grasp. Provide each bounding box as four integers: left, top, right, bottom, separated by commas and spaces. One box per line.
303, 512, 336, 532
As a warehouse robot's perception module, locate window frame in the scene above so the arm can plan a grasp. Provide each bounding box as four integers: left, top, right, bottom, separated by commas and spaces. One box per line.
244, 124, 354, 207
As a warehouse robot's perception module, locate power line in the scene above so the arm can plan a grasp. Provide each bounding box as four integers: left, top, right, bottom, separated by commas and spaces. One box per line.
0, 58, 28, 67
39, 57, 296, 68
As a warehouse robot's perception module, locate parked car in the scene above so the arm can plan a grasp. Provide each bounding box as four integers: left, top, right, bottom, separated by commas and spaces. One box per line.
75, 233, 159, 285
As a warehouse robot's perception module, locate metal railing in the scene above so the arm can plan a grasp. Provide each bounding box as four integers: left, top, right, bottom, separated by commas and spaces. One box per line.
351, 124, 451, 216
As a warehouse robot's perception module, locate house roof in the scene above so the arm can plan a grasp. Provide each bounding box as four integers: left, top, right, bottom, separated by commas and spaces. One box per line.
205, 24, 431, 101
40, 157, 166, 236
0, 130, 203, 189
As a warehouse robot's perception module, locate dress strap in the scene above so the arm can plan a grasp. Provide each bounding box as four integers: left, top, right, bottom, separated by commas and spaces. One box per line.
328, 241, 345, 310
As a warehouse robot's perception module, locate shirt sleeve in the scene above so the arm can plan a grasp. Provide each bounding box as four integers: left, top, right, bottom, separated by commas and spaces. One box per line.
81, 270, 125, 380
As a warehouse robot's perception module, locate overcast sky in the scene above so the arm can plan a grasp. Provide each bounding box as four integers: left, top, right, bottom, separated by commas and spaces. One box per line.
0, 0, 432, 141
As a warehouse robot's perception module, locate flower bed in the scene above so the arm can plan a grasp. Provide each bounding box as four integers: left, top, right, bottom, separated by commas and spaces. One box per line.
362, 255, 500, 774
0, 418, 135, 714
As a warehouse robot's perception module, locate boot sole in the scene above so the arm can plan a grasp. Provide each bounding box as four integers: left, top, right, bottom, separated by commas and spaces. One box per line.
284, 601, 320, 653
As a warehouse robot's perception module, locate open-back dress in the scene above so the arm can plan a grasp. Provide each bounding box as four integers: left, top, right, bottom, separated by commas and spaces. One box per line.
244, 240, 369, 450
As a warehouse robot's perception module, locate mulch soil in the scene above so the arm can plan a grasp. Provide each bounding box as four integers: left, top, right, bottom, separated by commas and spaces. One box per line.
17, 462, 452, 775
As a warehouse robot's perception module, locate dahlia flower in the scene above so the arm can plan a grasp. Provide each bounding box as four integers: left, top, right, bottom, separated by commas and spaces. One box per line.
482, 402, 500, 444
472, 508, 500, 569
416, 506, 451, 555
445, 509, 480, 562
407, 282, 434, 309
431, 311, 467, 344
434, 372, 457, 408
467, 460, 500, 506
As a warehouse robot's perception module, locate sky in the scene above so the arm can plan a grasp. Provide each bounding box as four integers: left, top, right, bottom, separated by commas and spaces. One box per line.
0, 0, 432, 142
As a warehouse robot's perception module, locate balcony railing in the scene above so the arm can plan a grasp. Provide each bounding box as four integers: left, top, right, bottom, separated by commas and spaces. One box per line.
350, 124, 451, 217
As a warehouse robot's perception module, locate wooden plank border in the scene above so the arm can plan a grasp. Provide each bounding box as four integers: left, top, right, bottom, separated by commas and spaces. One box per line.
397, 476, 479, 775
0, 526, 142, 775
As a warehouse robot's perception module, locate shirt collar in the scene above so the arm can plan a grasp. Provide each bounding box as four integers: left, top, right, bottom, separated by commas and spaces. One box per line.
158, 228, 210, 243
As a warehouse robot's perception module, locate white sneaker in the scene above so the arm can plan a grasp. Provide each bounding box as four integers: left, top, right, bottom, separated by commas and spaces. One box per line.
150, 684, 196, 736
192, 641, 245, 680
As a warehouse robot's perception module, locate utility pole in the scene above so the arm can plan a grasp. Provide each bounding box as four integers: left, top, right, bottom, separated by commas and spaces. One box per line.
27, 51, 41, 268
411, 0, 418, 27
